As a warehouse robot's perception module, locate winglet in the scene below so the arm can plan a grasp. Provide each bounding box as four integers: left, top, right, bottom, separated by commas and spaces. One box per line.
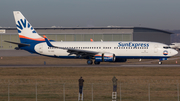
43, 35, 54, 47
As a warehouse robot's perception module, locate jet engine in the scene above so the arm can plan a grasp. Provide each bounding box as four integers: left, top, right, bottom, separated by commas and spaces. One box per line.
95, 53, 116, 62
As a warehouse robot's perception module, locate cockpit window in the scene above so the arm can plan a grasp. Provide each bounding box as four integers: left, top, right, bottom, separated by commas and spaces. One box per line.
163, 46, 171, 49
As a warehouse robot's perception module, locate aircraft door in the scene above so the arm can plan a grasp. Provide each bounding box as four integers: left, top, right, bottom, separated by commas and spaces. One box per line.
154, 44, 158, 53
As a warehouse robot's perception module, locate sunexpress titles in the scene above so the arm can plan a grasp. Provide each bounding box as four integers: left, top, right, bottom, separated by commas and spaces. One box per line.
118, 42, 149, 48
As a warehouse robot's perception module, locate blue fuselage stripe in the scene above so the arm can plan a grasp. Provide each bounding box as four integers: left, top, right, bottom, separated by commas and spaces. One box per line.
38, 55, 169, 59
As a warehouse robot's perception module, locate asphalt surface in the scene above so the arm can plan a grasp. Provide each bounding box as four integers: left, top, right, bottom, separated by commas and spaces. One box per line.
0, 50, 179, 67
0, 64, 179, 67
0, 50, 37, 56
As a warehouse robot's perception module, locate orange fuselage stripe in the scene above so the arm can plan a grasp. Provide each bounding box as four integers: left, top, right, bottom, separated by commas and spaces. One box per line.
19, 35, 45, 41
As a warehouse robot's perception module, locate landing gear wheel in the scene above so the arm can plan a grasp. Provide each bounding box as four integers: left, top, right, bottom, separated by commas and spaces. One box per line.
158, 61, 162, 65
94, 61, 100, 65
87, 60, 93, 65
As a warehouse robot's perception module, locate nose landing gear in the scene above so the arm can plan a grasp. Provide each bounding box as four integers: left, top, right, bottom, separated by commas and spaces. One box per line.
159, 58, 167, 65
158, 61, 162, 65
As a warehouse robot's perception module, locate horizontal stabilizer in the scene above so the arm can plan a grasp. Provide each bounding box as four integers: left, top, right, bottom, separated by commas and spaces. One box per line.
4, 40, 30, 46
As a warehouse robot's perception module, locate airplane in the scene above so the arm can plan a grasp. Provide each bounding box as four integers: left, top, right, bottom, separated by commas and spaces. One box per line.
5, 11, 178, 65
169, 43, 180, 50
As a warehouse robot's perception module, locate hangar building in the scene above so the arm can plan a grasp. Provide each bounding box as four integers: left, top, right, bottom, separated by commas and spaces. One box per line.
0, 27, 173, 50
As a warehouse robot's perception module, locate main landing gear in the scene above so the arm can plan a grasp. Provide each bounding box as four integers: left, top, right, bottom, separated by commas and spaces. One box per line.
87, 60, 100, 65
94, 61, 100, 65
87, 60, 93, 65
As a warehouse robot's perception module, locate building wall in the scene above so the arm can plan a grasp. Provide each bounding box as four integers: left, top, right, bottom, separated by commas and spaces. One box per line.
133, 28, 171, 44
0, 27, 172, 50
0, 28, 133, 49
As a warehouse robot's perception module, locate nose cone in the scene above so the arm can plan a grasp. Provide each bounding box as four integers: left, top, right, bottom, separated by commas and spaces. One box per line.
171, 49, 178, 56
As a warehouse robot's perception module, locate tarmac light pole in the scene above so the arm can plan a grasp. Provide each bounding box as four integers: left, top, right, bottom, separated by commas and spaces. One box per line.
92, 83, 93, 101
8, 83, 10, 101
178, 83, 179, 101
36, 81, 37, 101
63, 83, 65, 101
148, 83, 150, 101
120, 83, 121, 101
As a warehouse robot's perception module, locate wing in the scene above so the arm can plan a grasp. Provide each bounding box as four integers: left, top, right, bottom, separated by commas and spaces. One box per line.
43, 35, 99, 58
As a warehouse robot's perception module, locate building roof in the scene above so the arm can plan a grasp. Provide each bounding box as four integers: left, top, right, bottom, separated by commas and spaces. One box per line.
0, 27, 174, 34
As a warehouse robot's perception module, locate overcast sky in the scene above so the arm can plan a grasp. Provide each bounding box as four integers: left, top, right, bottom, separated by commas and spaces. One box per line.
0, 0, 180, 30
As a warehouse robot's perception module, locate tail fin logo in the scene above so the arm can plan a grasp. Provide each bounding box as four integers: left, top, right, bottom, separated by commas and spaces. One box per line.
16, 19, 36, 34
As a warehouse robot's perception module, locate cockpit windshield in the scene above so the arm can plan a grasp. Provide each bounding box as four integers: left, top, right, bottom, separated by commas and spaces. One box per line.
163, 46, 171, 49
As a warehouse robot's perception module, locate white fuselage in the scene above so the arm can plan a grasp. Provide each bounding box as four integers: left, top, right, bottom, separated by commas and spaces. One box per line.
34, 41, 178, 59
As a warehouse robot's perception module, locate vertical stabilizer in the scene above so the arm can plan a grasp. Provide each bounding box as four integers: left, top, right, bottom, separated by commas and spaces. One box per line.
13, 11, 44, 43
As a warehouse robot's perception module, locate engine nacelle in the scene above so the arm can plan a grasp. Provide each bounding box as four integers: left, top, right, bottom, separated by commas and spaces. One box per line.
95, 53, 116, 62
